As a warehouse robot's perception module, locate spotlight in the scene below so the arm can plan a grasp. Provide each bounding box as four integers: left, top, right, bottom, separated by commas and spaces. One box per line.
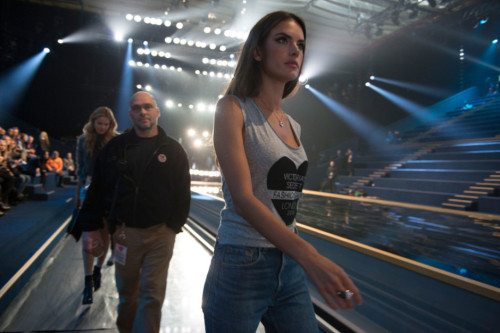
305, 84, 310, 89
493, 39, 498, 44
114, 33, 124, 42
365, 82, 371, 87
479, 18, 488, 25
128, 38, 133, 43
143, 41, 148, 46
57, 39, 64, 44
176, 22, 184, 29
43, 47, 50, 53
370, 75, 375, 80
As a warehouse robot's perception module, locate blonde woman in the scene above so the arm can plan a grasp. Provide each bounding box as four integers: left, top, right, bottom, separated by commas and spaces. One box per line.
76, 106, 118, 305
36, 131, 50, 156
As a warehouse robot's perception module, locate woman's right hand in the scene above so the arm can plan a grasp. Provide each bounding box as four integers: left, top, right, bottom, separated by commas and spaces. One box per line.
82, 231, 105, 257
301, 251, 363, 310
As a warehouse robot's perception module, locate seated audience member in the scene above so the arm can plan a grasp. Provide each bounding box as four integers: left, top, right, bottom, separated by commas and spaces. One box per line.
26, 135, 35, 150
0, 138, 25, 204
46, 150, 65, 187
6, 137, 29, 202
20, 133, 31, 161
45, 150, 64, 187
9, 127, 23, 150
24, 149, 41, 177
0, 146, 16, 211
63, 152, 76, 180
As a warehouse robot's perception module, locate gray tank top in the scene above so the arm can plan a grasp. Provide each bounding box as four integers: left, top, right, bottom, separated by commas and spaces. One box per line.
217, 96, 308, 247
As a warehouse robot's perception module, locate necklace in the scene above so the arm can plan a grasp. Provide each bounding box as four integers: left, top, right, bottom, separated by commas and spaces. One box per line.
255, 97, 286, 127
273, 110, 286, 127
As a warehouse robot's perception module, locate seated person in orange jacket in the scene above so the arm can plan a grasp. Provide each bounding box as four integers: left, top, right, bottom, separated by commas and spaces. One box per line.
46, 150, 65, 187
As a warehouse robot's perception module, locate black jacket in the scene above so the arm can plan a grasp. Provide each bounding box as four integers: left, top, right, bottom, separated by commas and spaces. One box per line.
77, 127, 191, 233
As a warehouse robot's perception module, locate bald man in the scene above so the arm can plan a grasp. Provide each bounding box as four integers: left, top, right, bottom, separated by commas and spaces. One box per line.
78, 92, 191, 332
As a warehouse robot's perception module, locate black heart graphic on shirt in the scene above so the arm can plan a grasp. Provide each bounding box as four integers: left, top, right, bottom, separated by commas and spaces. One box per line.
267, 157, 308, 225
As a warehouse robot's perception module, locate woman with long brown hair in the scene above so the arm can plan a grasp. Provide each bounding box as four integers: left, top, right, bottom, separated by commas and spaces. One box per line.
75, 106, 118, 305
202, 11, 362, 331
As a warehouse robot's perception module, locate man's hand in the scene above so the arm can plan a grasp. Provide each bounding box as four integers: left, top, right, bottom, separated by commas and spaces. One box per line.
82, 231, 105, 256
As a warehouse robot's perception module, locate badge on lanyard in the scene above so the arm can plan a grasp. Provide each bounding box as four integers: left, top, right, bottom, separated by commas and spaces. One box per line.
114, 243, 127, 265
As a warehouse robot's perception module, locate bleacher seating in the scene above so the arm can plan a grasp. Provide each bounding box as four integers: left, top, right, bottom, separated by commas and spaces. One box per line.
336, 94, 500, 214
24, 173, 58, 201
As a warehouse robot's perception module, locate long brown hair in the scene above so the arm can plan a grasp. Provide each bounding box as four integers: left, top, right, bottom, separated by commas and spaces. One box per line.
225, 11, 306, 99
82, 106, 117, 155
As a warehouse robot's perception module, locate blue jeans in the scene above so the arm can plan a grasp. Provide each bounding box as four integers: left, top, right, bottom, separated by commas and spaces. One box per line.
202, 243, 318, 333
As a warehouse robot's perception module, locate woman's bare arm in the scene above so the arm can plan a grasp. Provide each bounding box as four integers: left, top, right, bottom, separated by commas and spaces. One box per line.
214, 96, 362, 309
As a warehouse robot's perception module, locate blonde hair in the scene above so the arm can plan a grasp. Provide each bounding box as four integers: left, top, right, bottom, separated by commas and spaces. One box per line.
82, 106, 117, 155
40, 131, 50, 145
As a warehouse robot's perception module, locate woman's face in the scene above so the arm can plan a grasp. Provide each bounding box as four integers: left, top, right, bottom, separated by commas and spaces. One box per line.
255, 19, 305, 83
94, 116, 111, 135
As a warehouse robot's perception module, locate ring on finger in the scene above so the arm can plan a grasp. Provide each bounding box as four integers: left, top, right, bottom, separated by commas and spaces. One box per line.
336, 289, 354, 300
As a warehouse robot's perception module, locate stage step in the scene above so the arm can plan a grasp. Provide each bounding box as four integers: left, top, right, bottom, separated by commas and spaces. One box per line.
442, 202, 466, 208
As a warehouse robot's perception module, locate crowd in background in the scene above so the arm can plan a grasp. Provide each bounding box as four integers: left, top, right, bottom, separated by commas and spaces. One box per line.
0, 125, 75, 216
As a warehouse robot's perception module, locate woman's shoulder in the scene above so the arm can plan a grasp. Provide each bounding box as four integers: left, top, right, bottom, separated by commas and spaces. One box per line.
217, 95, 243, 110
77, 133, 87, 142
